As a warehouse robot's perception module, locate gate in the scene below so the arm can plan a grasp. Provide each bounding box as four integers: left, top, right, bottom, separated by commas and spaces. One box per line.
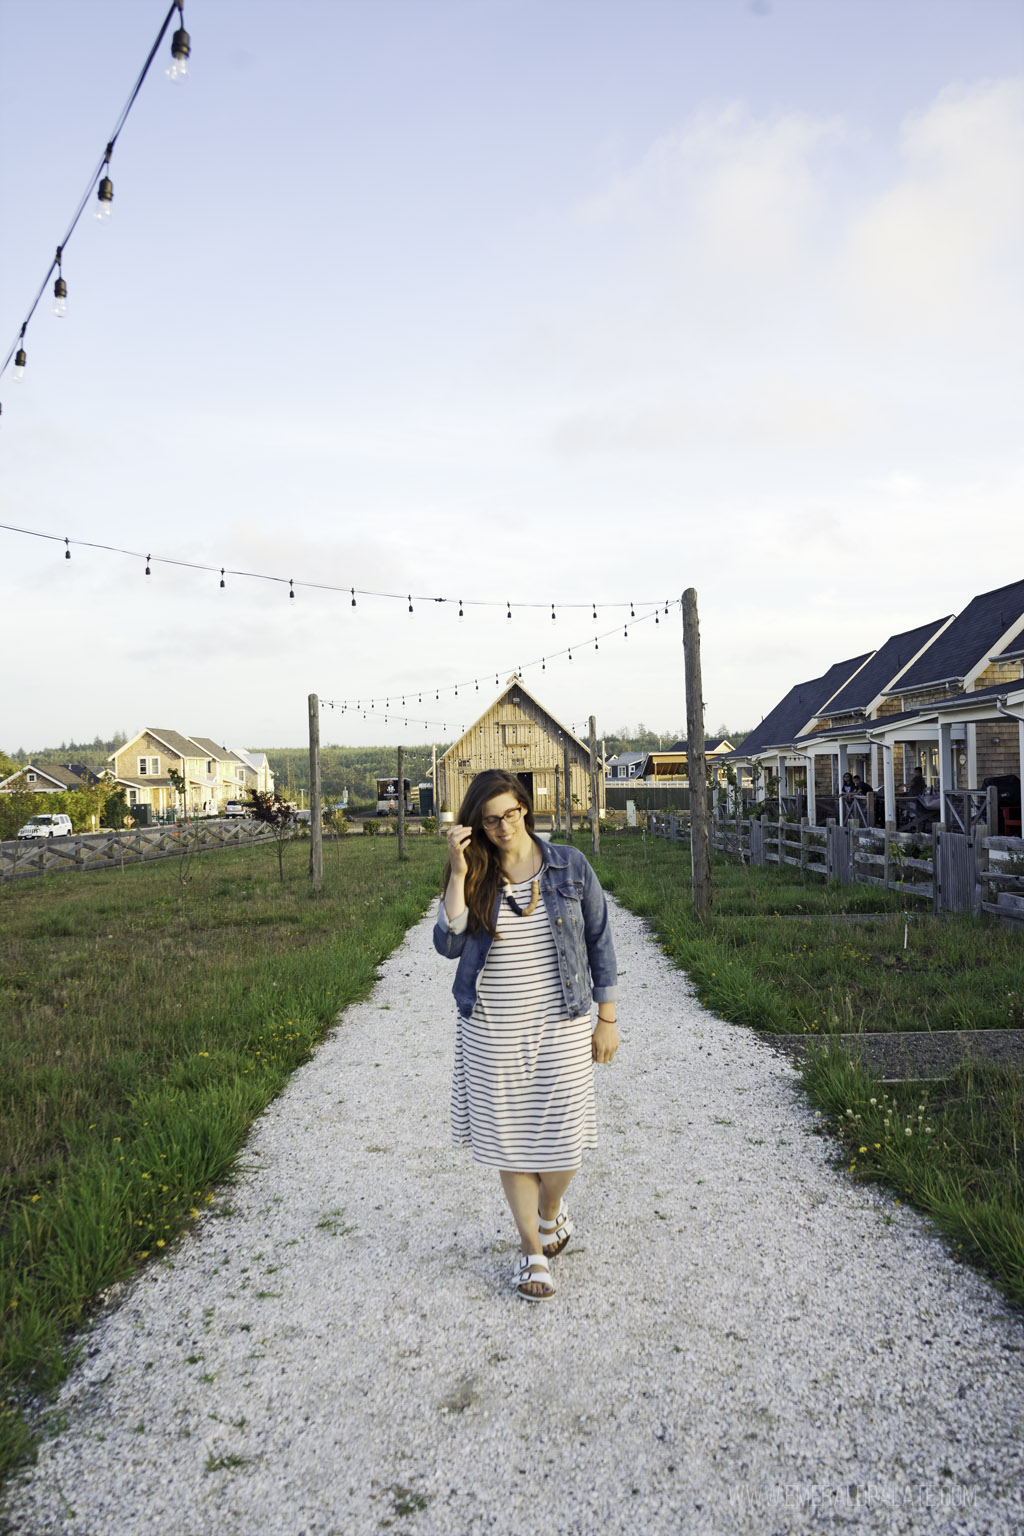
934, 829, 973, 914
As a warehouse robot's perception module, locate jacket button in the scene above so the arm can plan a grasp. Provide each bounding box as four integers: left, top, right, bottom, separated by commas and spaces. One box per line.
556, 918, 562, 926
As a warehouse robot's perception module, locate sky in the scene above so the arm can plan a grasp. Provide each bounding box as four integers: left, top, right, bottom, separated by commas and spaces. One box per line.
1, 0, 1021, 754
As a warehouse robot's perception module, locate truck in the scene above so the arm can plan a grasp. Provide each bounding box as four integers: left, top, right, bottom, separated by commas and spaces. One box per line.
375, 777, 413, 816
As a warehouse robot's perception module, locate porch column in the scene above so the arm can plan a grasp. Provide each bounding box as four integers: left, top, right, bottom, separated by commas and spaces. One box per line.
938, 722, 954, 827
966, 721, 978, 790
881, 743, 896, 825
837, 743, 849, 825
806, 753, 817, 825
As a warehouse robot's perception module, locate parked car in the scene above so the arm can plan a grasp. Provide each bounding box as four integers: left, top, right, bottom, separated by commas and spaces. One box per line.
223, 801, 247, 818
18, 813, 73, 839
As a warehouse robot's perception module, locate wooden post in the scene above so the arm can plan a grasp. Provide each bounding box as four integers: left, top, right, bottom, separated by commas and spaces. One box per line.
308, 692, 323, 894
554, 764, 561, 835
589, 715, 600, 858
563, 738, 573, 838
682, 588, 712, 918
397, 746, 406, 860
432, 744, 441, 840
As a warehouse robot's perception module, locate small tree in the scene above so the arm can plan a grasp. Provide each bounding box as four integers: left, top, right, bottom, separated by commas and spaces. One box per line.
167, 768, 188, 822
246, 788, 294, 882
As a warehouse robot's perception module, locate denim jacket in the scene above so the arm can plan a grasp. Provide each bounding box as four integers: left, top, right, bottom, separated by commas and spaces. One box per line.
433, 839, 619, 1021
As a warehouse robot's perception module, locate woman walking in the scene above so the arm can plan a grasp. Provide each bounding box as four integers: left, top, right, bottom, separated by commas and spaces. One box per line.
433, 769, 618, 1301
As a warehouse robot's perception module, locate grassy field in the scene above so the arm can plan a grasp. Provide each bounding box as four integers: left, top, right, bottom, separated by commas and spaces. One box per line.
582, 831, 1024, 1310
2, 827, 1020, 1482
0, 833, 446, 1479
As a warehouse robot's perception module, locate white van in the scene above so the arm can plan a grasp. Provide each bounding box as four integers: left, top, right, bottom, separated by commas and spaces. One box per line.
17, 813, 74, 839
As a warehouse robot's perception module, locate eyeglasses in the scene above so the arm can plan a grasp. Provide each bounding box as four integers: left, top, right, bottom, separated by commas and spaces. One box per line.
481, 805, 524, 831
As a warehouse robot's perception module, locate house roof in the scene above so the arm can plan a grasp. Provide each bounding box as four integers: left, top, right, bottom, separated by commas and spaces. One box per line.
0, 762, 88, 791
822, 617, 952, 716
734, 654, 872, 756
189, 736, 237, 761
891, 577, 1024, 694
669, 737, 733, 753
118, 728, 205, 761
440, 678, 591, 764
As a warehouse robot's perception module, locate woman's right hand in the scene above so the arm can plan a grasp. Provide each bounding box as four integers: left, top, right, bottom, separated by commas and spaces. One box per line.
446, 823, 473, 877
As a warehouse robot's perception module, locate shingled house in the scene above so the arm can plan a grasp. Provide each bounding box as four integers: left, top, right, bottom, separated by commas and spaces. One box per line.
729, 578, 1024, 831
436, 679, 599, 824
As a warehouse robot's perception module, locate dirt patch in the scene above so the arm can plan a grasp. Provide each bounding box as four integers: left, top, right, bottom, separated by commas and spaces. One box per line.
762, 1028, 1024, 1082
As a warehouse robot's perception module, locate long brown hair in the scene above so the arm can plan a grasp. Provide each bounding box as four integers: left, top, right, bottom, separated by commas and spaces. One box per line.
442, 770, 539, 937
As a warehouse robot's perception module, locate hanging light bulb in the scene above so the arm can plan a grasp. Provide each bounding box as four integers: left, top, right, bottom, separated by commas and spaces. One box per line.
630, 602, 635, 618
13, 348, 26, 380
289, 580, 295, 599
52, 250, 68, 318
64, 538, 71, 560
594, 637, 599, 650
568, 647, 573, 662
145, 555, 151, 576
166, 20, 191, 83
219, 568, 225, 588
458, 599, 464, 618
592, 602, 597, 621
351, 588, 356, 607
506, 600, 512, 620
95, 147, 114, 220
408, 595, 413, 613
542, 657, 546, 670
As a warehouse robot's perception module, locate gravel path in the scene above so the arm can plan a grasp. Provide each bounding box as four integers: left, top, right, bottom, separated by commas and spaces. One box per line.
4, 898, 1023, 1536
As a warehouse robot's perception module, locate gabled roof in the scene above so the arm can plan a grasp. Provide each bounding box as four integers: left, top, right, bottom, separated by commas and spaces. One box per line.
111, 728, 204, 762
735, 654, 872, 756
0, 762, 88, 791
440, 678, 591, 764
670, 737, 733, 753
823, 617, 952, 716
892, 577, 1024, 694
189, 736, 237, 762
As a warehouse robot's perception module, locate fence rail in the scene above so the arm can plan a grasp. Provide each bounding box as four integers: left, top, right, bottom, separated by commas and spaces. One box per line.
651, 808, 1024, 921
1, 819, 281, 882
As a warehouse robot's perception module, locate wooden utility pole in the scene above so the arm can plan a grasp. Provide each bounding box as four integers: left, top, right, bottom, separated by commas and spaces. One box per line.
397, 745, 406, 859
308, 692, 323, 894
589, 715, 600, 857
682, 588, 711, 918
554, 764, 561, 835
562, 738, 573, 837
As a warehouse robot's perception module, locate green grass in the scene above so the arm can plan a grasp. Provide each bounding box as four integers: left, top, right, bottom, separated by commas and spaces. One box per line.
0, 833, 445, 1479
582, 831, 1024, 1309
585, 833, 1022, 1036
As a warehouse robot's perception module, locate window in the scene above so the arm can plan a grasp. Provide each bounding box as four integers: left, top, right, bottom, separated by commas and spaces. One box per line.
138, 756, 160, 776
26, 772, 36, 782
138, 758, 147, 775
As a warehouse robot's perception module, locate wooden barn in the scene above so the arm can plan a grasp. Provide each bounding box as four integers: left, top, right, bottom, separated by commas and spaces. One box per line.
436, 678, 601, 825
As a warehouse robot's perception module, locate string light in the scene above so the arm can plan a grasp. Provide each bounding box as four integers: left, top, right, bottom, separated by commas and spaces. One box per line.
95, 145, 115, 222
13, 340, 26, 380
459, 599, 464, 618
506, 601, 512, 620
52, 250, 68, 318
145, 555, 152, 575
166, 7, 190, 84
1, 1, 195, 392
408, 594, 413, 613
64, 538, 71, 561
219, 567, 225, 588
289, 580, 295, 599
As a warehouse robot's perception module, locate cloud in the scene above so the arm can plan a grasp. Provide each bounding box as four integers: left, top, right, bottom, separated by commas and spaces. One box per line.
838, 78, 1024, 339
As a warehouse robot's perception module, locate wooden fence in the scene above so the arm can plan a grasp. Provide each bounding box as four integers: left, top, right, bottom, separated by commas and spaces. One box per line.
0, 818, 281, 882
651, 808, 1024, 921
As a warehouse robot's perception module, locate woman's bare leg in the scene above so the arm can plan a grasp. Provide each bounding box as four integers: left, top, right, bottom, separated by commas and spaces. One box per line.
499, 1171, 552, 1298
538, 1168, 576, 1223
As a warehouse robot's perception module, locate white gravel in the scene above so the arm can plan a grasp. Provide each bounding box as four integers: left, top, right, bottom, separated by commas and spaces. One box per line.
4, 897, 1023, 1536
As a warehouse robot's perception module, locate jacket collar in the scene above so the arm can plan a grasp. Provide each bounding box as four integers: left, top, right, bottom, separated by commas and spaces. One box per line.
536, 837, 573, 871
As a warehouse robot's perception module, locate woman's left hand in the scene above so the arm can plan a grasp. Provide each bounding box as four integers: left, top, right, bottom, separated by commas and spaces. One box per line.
592, 1016, 619, 1064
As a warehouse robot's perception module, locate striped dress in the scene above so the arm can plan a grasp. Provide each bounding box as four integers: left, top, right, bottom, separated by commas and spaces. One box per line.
450, 876, 597, 1170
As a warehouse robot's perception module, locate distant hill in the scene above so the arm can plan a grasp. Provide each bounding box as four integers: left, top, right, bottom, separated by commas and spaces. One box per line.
255, 744, 450, 807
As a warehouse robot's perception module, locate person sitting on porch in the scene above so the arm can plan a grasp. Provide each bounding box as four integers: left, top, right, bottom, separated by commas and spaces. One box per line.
907, 771, 927, 797
841, 772, 855, 797
852, 775, 871, 795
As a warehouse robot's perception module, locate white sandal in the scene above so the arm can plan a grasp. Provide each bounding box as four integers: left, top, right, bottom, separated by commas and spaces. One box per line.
512, 1253, 555, 1301
538, 1207, 574, 1258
